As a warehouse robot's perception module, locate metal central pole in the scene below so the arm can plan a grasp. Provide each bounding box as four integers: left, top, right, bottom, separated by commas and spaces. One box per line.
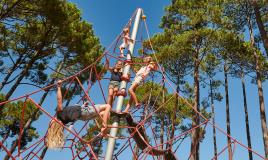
104, 8, 142, 160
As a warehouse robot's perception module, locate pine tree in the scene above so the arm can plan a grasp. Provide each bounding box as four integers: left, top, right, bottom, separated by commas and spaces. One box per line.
250, 0, 268, 56
200, 54, 222, 159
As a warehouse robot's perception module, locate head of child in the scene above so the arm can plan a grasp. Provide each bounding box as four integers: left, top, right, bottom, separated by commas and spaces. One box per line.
123, 27, 129, 34
45, 119, 64, 149
115, 60, 123, 69
143, 56, 152, 63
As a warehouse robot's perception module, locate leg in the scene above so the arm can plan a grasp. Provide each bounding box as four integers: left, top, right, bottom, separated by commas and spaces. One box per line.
98, 104, 111, 127
123, 82, 139, 113
98, 104, 111, 135
119, 43, 126, 58
113, 87, 119, 100
57, 80, 63, 112
107, 88, 114, 106
129, 82, 139, 106
119, 50, 124, 58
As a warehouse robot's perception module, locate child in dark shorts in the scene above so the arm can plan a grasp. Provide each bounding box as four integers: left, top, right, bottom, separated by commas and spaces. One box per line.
105, 60, 124, 106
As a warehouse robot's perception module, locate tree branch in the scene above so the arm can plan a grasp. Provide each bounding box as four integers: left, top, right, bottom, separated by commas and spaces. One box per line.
19, 82, 43, 89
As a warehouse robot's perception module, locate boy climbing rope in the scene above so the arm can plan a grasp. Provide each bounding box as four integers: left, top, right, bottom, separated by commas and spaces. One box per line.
123, 56, 158, 113
105, 60, 123, 106
119, 27, 134, 58
45, 80, 111, 149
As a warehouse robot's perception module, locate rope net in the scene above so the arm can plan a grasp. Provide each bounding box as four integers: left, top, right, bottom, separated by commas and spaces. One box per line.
0, 9, 266, 160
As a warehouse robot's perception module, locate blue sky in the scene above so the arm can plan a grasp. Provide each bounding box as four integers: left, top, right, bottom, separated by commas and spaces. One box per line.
0, 0, 267, 160
66, 1, 268, 159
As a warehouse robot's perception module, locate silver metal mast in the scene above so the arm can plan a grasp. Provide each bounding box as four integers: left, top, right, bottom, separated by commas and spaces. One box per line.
104, 8, 143, 160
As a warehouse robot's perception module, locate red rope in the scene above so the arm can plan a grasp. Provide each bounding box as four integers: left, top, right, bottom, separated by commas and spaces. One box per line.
29, 144, 45, 160
75, 76, 105, 123
93, 65, 107, 103
0, 54, 105, 106
129, 139, 138, 160
0, 141, 15, 160
27, 98, 99, 159
62, 77, 75, 100
0, 9, 266, 160
211, 141, 235, 160
18, 137, 45, 157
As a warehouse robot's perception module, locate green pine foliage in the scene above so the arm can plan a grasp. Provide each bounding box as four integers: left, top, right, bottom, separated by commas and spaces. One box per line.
0, 94, 40, 149
0, 0, 103, 158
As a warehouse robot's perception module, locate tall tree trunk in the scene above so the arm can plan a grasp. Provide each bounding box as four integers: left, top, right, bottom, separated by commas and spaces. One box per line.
39, 147, 48, 159
4, 117, 32, 160
0, 55, 23, 91
224, 64, 232, 160
132, 92, 150, 160
250, 0, 268, 56
240, 72, 253, 160
3, 25, 53, 160
167, 83, 179, 150
3, 27, 51, 101
255, 63, 268, 158
4, 57, 36, 101
160, 80, 166, 152
0, 129, 10, 147
160, 116, 165, 151
190, 56, 200, 160
166, 119, 171, 149
169, 114, 177, 147
247, 16, 268, 157
210, 80, 218, 160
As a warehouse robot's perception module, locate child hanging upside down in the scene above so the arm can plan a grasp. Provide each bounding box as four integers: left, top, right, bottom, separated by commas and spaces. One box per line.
45, 80, 111, 149
105, 60, 123, 106
119, 27, 134, 58
123, 56, 158, 113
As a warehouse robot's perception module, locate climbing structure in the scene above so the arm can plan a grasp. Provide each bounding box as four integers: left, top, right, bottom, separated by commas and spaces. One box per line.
0, 8, 267, 160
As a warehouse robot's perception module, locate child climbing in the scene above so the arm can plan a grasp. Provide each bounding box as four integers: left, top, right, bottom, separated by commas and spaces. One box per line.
119, 27, 134, 58
105, 60, 123, 106
123, 56, 158, 113
45, 80, 111, 149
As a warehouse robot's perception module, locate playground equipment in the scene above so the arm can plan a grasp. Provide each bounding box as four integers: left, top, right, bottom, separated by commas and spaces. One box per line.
0, 8, 267, 160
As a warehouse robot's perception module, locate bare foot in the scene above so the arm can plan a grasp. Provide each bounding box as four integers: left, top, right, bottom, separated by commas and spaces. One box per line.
57, 80, 63, 86
123, 105, 130, 113
135, 103, 141, 108
117, 90, 127, 97
122, 108, 130, 113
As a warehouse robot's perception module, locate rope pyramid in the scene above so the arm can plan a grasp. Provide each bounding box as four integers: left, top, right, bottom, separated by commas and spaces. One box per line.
0, 9, 267, 160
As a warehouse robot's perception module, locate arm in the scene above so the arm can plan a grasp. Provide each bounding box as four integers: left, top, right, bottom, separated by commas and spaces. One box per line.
130, 66, 139, 74
104, 60, 113, 71
57, 80, 63, 113
124, 35, 134, 43
123, 32, 134, 43
154, 64, 158, 71
150, 62, 158, 71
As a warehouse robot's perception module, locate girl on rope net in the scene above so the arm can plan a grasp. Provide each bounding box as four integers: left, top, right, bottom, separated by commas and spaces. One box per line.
119, 26, 134, 58
105, 60, 123, 106
45, 80, 111, 149
123, 56, 158, 113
